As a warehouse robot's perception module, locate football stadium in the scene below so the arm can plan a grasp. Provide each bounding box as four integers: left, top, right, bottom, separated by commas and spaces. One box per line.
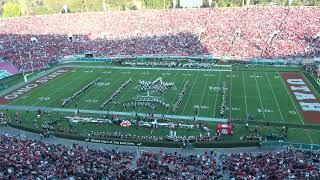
0, 0, 320, 179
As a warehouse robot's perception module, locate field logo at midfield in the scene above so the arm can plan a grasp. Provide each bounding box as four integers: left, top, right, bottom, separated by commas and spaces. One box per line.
281, 73, 320, 123
0, 67, 72, 104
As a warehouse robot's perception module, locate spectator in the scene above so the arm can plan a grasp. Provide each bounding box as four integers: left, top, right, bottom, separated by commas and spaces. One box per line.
0, 7, 319, 72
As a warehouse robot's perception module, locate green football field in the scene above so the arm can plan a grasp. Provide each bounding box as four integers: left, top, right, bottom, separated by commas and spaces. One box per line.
8, 65, 316, 125
2, 64, 320, 145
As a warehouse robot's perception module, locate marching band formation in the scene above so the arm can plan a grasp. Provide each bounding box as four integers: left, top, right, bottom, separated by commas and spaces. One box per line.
180, 62, 216, 69
172, 81, 190, 114
220, 82, 228, 118
121, 78, 174, 110
122, 101, 156, 110
100, 78, 132, 110
138, 77, 174, 94
120, 61, 220, 69
59, 76, 216, 115
62, 77, 101, 107
121, 61, 177, 68
122, 96, 170, 110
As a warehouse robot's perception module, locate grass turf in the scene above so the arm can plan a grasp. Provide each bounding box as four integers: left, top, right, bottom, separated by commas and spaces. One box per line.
3, 64, 320, 145
10, 66, 310, 124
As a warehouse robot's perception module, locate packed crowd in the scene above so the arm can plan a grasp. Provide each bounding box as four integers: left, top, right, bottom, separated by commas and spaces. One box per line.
1, 134, 319, 179
0, 135, 135, 179
1, 7, 320, 71
221, 149, 320, 179
135, 151, 222, 179
0, 134, 223, 179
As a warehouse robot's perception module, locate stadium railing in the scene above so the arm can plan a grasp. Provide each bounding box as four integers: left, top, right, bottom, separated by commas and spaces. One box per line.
261, 141, 320, 151
59, 56, 112, 63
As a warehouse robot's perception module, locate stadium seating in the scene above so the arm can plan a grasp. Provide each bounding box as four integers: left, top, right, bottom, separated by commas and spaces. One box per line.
221, 150, 320, 179
0, 7, 320, 71
0, 135, 135, 179
0, 135, 319, 179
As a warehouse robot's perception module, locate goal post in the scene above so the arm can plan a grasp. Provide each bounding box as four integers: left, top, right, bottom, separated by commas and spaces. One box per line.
24, 75, 27, 82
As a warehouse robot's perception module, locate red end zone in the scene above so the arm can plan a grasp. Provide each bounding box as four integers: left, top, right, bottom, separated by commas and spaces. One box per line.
281, 73, 320, 124
0, 67, 72, 104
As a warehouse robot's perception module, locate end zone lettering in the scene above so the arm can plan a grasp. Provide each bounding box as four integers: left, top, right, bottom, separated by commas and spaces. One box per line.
287, 78, 320, 112
4, 84, 39, 100
35, 69, 70, 83
282, 73, 320, 123
0, 67, 72, 104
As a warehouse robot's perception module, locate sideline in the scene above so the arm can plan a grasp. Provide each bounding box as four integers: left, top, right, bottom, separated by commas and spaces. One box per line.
62, 65, 232, 72
0, 126, 280, 154
0, 105, 228, 123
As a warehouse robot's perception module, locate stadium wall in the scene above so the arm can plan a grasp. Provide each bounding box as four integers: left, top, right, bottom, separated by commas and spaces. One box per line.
58, 54, 310, 65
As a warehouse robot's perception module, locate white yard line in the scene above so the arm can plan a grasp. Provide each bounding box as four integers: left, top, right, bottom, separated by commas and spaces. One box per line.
303, 73, 320, 97
254, 72, 266, 120
305, 130, 314, 144
0, 67, 61, 97
82, 70, 130, 110
197, 75, 210, 116
110, 70, 161, 112
278, 71, 312, 144
31, 71, 88, 107
9, 68, 71, 105
277, 72, 305, 125
167, 74, 188, 115
181, 71, 200, 115
242, 71, 249, 120
265, 72, 285, 122
213, 71, 222, 118
303, 74, 320, 142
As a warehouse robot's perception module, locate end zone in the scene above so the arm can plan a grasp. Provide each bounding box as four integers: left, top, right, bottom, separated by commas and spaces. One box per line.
0, 67, 72, 104
281, 73, 320, 124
